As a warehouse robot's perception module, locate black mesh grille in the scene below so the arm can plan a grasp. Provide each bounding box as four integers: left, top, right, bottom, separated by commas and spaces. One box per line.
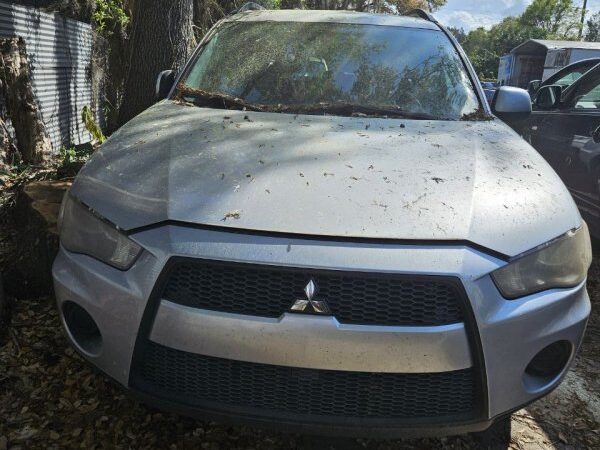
134, 341, 476, 420
161, 259, 464, 326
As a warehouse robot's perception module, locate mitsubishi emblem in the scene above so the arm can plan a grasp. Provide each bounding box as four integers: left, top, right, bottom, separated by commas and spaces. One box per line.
291, 279, 331, 314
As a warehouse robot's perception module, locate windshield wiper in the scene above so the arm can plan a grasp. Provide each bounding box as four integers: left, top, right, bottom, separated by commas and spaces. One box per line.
287, 102, 441, 120
175, 89, 443, 120
176, 86, 264, 112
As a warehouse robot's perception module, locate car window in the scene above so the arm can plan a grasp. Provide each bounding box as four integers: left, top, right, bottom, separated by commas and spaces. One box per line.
547, 61, 598, 88
182, 22, 480, 120
555, 70, 587, 87
575, 79, 600, 110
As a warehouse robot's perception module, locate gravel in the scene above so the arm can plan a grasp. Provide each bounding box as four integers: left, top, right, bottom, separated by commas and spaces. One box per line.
1, 257, 599, 450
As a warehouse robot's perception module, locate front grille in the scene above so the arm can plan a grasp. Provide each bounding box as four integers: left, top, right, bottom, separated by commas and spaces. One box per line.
161, 259, 464, 326
133, 341, 477, 420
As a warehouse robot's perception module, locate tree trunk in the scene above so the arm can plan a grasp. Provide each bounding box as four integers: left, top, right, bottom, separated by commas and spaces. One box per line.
118, 0, 194, 126
102, 24, 129, 134
0, 38, 52, 164
0, 116, 18, 175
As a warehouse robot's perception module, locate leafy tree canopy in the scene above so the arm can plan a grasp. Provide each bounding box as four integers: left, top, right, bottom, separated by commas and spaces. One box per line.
586, 11, 600, 42
520, 0, 580, 37
446, 26, 467, 44
461, 0, 582, 79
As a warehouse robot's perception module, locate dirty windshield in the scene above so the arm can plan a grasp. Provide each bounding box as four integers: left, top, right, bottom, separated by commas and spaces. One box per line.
179, 21, 480, 120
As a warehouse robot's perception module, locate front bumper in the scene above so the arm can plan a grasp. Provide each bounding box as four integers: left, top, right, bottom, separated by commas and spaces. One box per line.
52, 224, 590, 437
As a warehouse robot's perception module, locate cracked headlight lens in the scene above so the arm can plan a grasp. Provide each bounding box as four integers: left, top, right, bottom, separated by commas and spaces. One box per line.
492, 223, 592, 299
59, 194, 142, 270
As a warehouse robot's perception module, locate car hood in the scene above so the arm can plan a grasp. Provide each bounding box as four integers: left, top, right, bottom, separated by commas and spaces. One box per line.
71, 101, 580, 258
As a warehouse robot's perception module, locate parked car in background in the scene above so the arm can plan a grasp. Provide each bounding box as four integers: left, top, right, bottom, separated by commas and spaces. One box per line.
516, 63, 600, 237
527, 58, 600, 98
481, 81, 498, 104
53, 7, 591, 440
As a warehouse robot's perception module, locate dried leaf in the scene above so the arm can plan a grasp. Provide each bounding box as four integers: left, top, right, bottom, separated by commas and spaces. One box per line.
222, 210, 241, 221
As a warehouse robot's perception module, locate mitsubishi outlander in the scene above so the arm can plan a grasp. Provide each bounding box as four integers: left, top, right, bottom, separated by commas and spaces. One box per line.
53, 8, 592, 437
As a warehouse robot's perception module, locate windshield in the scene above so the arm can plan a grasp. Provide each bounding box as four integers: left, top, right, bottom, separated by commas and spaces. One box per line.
180, 21, 481, 120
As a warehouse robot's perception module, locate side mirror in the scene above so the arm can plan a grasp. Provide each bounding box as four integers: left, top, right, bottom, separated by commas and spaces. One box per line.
527, 80, 541, 98
155, 70, 175, 101
492, 86, 532, 121
534, 85, 562, 110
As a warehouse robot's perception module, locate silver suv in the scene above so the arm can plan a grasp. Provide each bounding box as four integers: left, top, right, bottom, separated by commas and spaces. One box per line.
53, 8, 591, 437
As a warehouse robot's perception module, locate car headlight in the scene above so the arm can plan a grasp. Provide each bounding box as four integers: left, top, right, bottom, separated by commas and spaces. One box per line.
58, 194, 142, 270
492, 223, 592, 299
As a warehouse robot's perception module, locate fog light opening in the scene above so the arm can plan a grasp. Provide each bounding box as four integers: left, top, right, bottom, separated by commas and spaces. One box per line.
62, 301, 102, 356
524, 340, 572, 390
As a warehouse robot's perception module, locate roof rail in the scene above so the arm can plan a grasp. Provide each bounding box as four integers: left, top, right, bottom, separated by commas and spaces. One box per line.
405, 9, 438, 24
233, 2, 266, 14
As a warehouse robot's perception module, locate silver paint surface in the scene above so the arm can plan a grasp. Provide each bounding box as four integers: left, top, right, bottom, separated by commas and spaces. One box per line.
149, 301, 473, 373
71, 101, 580, 258
53, 9, 591, 430
493, 86, 533, 114
53, 225, 590, 418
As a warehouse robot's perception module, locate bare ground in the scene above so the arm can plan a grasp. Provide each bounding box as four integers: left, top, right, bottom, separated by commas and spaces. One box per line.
0, 258, 598, 450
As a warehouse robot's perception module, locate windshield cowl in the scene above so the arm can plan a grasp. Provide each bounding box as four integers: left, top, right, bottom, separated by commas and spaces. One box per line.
175, 85, 469, 120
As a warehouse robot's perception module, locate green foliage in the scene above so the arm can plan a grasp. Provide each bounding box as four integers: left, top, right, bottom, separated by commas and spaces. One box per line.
256, 0, 281, 8
58, 146, 92, 167
426, 0, 446, 11
520, 0, 580, 37
447, 26, 467, 44
57, 109, 97, 173
93, 0, 129, 36
462, 0, 581, 79
81, 106, 106, 144
58, 146, 77, 166
586, 11, 600, 42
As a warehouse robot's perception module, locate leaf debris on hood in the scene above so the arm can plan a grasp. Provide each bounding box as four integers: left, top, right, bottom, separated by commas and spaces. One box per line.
222, 210, 241, 221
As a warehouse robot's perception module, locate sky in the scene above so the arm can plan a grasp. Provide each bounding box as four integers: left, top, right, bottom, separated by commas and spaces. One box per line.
435, 0, 600, 31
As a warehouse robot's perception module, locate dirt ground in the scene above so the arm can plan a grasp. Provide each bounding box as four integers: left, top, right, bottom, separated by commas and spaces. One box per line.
0, 257, 598, 450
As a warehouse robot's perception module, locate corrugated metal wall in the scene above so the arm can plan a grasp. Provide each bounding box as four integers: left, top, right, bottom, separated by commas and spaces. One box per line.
0, 0, 93, 151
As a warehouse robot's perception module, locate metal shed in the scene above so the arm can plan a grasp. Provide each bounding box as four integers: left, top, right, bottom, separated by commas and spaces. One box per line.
498, 39, 600, 88
0, 0, 94, 152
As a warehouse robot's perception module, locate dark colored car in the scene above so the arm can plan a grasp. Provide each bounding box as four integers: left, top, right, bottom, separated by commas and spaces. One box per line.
517, 62, 600, 237
527, 58, 600, 98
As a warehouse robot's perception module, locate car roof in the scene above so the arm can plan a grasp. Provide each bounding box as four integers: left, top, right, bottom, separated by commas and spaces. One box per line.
226, 9, 440, 30
551, 58, 600, 75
